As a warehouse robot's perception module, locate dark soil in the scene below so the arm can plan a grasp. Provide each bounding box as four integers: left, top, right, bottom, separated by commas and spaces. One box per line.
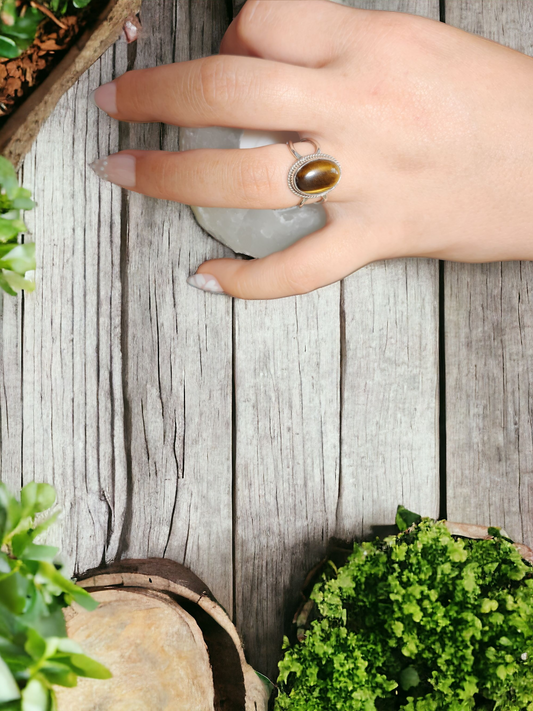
0, 0, 108, 125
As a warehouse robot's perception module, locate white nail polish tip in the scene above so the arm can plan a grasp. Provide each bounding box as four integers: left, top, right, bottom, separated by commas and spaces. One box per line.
186, 274, 226, 294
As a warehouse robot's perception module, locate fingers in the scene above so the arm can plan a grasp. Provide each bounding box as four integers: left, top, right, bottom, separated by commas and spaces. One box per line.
220, 0, 358, 67
90, 141, 348, 208
187, 215, 379, 300
92, 55, 322, 132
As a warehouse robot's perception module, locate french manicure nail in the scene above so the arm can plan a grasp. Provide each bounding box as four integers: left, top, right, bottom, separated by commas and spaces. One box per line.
89, 154, 136, 188
186, 273, 226, 295
91, 82, 118, 114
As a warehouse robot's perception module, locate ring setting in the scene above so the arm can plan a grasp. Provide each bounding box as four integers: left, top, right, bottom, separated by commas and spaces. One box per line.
287, 138, 341, 208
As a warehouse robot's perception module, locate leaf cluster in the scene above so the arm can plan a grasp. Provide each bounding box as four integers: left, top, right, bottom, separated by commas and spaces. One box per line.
0, 482, 111, 711
0, 157, 35, 296
276, 510, 533, 711
0, 0, 94, 59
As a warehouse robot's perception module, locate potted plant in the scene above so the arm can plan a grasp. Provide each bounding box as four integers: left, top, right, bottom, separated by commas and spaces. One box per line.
0, 481, 111, 710
0, 0, 142, 168
275, 506, 533, 710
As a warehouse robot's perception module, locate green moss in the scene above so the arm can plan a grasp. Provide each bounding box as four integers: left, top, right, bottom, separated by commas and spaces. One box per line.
276, 517, 533, 711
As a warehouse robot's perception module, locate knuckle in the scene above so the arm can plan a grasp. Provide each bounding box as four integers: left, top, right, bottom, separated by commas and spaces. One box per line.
234, 1, 271, 43
197, 56, 241, 112
237, 156, 280, 206
281, 260, 319, 296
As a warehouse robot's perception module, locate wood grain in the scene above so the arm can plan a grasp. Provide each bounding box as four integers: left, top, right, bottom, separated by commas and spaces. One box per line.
444, 1, 533, 547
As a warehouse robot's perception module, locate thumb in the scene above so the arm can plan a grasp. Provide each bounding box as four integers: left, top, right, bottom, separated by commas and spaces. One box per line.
186, 219, 378, 300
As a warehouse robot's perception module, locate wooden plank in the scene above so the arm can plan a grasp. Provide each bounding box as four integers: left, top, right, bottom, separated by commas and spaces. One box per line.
234, 287, 341, 678
233, 0, 440, 679
0, 286, 23, 491
12, 43, 128, 573
117, 0, 235, 612
336, 0, 440, 537
1, 0, 236, 616
444, 1, 533, 547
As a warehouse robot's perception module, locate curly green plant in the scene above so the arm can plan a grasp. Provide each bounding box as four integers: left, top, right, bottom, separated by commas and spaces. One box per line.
0, 156, 35, 296
0, 0, 94, 59
0, 482, 111, 711
276, 508, 533, 711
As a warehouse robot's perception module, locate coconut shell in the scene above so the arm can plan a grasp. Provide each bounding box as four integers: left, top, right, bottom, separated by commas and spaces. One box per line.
0, 0, 142, 169
57, 558, 270, 711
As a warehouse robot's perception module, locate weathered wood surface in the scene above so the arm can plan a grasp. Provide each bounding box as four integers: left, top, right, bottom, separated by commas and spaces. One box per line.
444, 0, 533, 548
0, 0, 528, 686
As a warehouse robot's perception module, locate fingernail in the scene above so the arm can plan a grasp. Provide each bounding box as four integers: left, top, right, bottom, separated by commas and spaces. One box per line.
186, 273, 226, 295
89, 154, 136, 188
91, 82, 118, 114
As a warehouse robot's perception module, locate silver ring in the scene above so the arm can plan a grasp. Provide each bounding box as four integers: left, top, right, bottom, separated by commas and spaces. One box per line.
287, 138, 341, 208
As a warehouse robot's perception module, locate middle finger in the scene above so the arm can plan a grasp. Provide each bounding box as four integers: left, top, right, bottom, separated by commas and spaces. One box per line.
92, 55, 323, 132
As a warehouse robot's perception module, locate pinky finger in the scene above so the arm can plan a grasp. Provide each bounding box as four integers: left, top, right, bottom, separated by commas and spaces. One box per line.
187, 216, 384, 300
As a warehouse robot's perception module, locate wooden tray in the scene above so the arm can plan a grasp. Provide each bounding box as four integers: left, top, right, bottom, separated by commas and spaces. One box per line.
0, 0, 142, 169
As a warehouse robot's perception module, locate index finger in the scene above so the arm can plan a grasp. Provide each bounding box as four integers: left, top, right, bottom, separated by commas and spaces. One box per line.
92, 55, 322, 131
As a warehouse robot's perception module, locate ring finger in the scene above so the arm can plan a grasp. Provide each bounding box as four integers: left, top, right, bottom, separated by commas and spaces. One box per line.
90, 141, 346, 209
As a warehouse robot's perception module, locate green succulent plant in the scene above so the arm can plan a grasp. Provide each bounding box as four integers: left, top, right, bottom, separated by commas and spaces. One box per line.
0, 482, 111, 711
0, 0, 94, 59
276, 507, 533, 711
0, 156, 35, 296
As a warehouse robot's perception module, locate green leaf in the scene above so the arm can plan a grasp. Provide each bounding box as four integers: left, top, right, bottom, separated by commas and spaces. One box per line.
37, 563, 98, 612
72, 0, 93, 6
1, 8, 43, 42
0, 0, 17, 25
0, 271, 17, 296
21, 678, 48, 711
0, 218, 22, 242
40, 664, 77, 688
0, 157, 20, 200
24, 629, 46, 662
12, 198, 35, 211
0, 244, 36, 275
67, 654, 112, 680
21, 484, 55, 518
0, 35, 19, 59
396, 505, 422, 532
55, 639, 82, 654
0, 572, 29, 614
0, 484, 22, 539
20, 544, 59, 563
0, 655, 21, 702
28, 512, 60, 544
2, 271, 35, 294
400, 665, 420, 691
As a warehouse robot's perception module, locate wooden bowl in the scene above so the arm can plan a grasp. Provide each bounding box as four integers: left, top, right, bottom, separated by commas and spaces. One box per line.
55, 558, 270, 711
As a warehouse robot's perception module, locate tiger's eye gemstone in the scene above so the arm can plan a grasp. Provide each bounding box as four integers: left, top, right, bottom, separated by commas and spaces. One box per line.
295, 159, 340, 195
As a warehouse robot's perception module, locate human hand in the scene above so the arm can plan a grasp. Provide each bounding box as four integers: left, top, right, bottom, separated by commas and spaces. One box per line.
91, 0, 533, 300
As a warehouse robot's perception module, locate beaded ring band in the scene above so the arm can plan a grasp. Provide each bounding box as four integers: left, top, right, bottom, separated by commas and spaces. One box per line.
287, 138, 342, 207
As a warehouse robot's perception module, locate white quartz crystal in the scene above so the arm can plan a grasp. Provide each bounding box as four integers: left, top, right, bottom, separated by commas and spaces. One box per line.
180, 127, 327, 258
